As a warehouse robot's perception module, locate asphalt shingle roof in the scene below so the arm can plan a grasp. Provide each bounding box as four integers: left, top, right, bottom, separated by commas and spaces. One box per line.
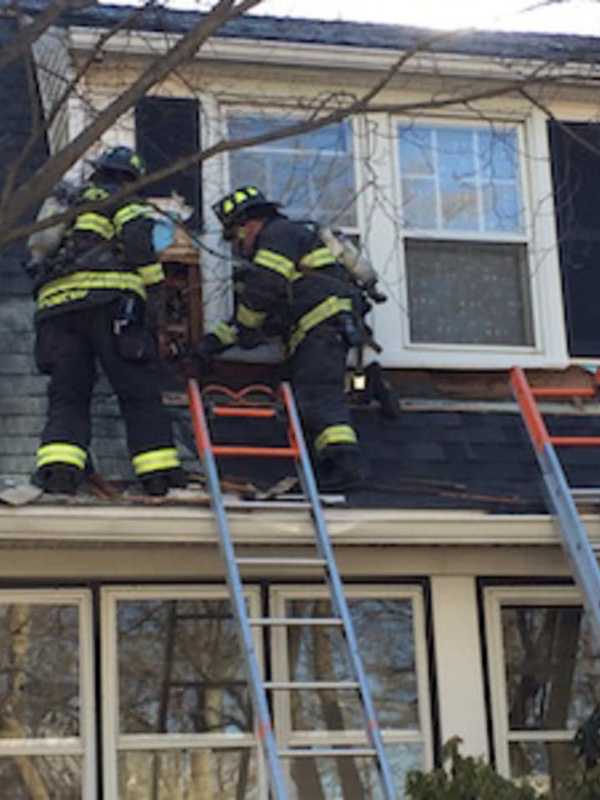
5, 0, 600, 65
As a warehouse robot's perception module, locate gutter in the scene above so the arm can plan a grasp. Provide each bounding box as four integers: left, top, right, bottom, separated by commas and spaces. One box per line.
1, 504, 599, 547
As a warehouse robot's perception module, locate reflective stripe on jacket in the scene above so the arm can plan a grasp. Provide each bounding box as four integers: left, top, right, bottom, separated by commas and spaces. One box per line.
35, 182, 163, 318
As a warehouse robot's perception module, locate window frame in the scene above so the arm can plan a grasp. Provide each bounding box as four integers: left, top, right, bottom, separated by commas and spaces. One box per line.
101, 585, 266, 799
483, 585, 586, 780
377, 109, 567, 368
269, 583, 434, 776
0, 588, 96, 800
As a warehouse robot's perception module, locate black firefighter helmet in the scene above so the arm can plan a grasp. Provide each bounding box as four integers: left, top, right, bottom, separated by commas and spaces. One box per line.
90, 146, 146, 181
212, 186, 280, 239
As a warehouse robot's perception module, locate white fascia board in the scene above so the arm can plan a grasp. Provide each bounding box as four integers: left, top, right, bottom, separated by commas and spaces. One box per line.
0, 504, 599, 546
67, 26, 600, 84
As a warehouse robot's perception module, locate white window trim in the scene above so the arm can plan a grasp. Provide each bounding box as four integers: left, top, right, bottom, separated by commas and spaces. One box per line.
0, 589, 96, 800
361, 108, 568, 369
101, 585, 266, 799
484, 585, 583, 779
269, 584, 434, 773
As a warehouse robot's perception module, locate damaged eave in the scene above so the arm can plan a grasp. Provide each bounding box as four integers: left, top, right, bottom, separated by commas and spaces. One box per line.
66, 25, 600, 85
1, 504, 600, 547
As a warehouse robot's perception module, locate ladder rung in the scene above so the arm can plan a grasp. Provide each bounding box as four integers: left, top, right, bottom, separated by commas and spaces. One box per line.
572, 488, 600, 499
532, 387, 597, 398
237, 557, 326, 567
264, 681, 359, 690
549, 436, 600, 446
248, 617, 343, 627
213, 405, 277, 418
278, 748, 377, 758
212, 445, 297, 457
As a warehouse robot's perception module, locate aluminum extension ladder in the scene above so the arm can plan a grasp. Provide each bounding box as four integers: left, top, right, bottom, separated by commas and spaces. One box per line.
510, 366, 600, 644
186, 378, 396, 800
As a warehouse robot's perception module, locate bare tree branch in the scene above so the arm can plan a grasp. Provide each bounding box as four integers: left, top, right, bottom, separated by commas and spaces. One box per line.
1, 0, 265, 233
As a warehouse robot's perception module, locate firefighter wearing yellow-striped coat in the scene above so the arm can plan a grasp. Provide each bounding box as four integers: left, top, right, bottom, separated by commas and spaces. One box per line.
31, 147, 184, 496
201, 186, 367, 490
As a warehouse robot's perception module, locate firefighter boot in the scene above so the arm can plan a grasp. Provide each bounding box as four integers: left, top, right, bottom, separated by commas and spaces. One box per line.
318, 449, 367, 492
33, 464, 82, 495
141, 468, 188, 497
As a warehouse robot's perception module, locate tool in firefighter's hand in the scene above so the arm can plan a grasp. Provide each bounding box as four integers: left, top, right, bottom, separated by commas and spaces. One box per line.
318, 226, 388, 304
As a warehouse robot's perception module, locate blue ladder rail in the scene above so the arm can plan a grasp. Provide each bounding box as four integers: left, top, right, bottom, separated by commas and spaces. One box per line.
187, 378, 397, 800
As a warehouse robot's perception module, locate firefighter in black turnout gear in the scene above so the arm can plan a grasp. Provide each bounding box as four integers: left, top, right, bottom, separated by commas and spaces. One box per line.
198, 186, 367, 490
30, 146, 184, 496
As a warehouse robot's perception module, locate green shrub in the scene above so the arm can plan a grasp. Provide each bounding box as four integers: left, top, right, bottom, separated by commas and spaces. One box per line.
405, 737, 600, 800
405, 738, 542, 800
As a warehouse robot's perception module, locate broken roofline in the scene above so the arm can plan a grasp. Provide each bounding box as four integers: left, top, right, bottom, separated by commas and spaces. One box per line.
10, 0, 600, 74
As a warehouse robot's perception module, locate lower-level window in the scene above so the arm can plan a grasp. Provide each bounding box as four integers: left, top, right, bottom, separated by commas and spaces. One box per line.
270, 585, 432, 799
103, 583, 432, 799
484, 586, 600, 795
102, 587, 262, 799
0, 590, 95, 799
0, 583, 432, 798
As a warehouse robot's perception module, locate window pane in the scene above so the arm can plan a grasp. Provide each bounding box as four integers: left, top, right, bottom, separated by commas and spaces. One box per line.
118, 748, 259, 799
509, 740, 578, 797
440, 175, 478, 232
0, 604, 80, 738
401, 178, 436, 229
228, 115, 356, 226
398, 125, 435, 176
405, 239, 533, 345
289, 743, 422, 800
478, 128, 519, 181
502, 606, 600, 731
0, 755, 82, 799
286, 598, 419, 731
483, 182, 522, 233
117, 599, 252, 734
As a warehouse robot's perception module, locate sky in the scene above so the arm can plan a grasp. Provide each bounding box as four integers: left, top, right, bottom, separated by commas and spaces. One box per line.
250, 0, 600, 35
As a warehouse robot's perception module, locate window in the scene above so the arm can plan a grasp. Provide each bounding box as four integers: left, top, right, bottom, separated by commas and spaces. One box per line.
397, 121, 534, 347
484, 586, 600, 795
270, 585, 433, 799
102, 587, 263, 799
227, 114, 358, 229
103, 583, 433, 799
0, 590, 95, 799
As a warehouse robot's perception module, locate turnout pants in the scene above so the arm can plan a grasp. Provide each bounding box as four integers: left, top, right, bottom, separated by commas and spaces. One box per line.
289, 322, 358, 461
35, 302, 180, 480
